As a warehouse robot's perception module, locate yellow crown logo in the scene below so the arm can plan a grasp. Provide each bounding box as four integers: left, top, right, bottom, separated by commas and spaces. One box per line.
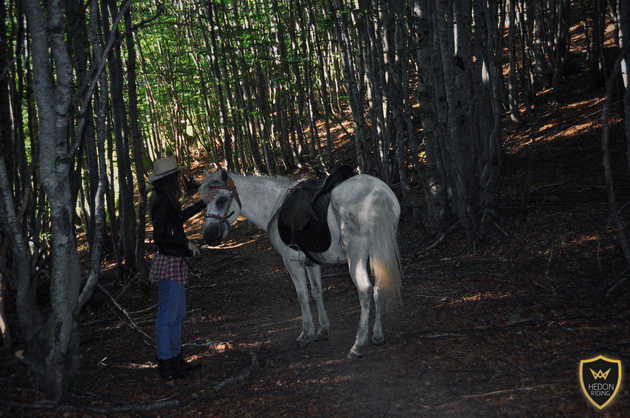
590, 368, 611, 380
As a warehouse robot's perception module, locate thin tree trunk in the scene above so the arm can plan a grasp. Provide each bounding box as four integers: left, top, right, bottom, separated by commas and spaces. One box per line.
508, 0, 524, 125
384, 0, 427, 234
0, 234, 10, 349
0, 159, 34, 363
76, 0, 109, 314
203, 4, 234, 170
306, 4, 334, 166
329, 0, 371, 174
125, 6, 147, 278
551, 0, 570, 98
531, 0, 549, 89
357, 0, 388, 180
601, 46, 630, 267
617, 0, 630, 176
105, 0, 135, 274
589, 0, 606, 86
413, 0, 450, 227
136, 43, 161, 162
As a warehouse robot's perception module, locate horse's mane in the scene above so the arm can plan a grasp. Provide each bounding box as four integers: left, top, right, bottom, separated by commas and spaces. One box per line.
199, 171, 296, 195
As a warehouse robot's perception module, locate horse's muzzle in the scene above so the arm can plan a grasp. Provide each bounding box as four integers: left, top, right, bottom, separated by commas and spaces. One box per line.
203, 223, 225, 247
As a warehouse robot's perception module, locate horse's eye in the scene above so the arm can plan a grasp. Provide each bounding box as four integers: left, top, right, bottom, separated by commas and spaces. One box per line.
217, 196, 228, 205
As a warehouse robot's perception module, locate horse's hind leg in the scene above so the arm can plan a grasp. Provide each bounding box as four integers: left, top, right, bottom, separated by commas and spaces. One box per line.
285, 261, 316, 348
372, 286, 384, 345
346, 255, 372, 359
306, 264, 330, 341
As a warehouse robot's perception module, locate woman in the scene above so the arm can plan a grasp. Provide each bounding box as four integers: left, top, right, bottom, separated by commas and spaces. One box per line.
148, 156, 214, 380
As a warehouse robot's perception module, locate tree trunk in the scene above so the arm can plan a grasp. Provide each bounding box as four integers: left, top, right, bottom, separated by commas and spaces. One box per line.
0, 236, 10, 350
617, 0, 630, 177
531, 0, 550, 89
123, 6, 147, 279
412, 0, 450, 227
329, 0, 371, 174
0, 159, 34, 365
357, 0, 389, 180
551, 0, 570, 98
473, 0, 503, 233
76, 0, 112, 315
22, 0, 83, 400
307, 3, 334, 166
105, 0, 136, 275
601, 47, 630, 267
508, 0, 524, 125
204, 4, 234, 171
384, 0, 427, 234
436, 0, 479, 239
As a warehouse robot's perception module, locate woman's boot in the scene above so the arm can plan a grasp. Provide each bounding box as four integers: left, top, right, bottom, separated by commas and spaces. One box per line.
175, 353, 202, 373
157, 357, 188, 380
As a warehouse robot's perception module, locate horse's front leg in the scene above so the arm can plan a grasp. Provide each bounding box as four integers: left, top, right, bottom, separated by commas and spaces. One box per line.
306, 263, 330, 341
285, 261, 316, 348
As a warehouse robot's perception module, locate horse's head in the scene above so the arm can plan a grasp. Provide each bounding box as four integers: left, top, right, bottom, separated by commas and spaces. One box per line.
200, 170, 241, 246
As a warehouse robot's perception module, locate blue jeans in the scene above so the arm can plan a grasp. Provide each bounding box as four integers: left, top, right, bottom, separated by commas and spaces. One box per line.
155, 280, 186, 360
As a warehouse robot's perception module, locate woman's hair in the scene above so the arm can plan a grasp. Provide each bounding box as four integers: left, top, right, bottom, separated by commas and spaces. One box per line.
149, 171, 181, 214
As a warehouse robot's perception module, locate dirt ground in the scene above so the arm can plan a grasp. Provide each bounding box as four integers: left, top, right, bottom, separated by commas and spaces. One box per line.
2, 72, 630, 416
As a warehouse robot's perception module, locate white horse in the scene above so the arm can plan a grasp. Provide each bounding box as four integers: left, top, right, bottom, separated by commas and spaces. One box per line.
200, 170, 402, 358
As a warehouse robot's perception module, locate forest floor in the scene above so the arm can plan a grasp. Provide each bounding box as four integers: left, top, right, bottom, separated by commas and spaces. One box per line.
2, 72, 630, 417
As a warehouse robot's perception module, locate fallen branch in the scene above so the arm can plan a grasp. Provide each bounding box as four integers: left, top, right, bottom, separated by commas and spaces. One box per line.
422, 223, 459, 252
97, 283, 153, 342
415, 317, 549, 339
419, 332, 466, 339
166, 349, 260, 417
461, 383, 558, 399
606, 268, 630, 299
0, 398, 181, 415
80, 399, 181, 414
529, 340, 630, 366
208, 350, 259, 394
2, 347, 260, 415
182, 340, 235, 350
425, 383, 560, 410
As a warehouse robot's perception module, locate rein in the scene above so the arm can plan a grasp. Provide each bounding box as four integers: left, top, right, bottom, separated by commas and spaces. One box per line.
203, 177, 242, 226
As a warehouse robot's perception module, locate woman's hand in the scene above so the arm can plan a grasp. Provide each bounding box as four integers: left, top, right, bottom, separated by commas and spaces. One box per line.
188, 241, 201, 257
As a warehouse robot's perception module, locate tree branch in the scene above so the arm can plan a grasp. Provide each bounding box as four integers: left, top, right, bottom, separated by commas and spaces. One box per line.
600, 43, 630, 267
96, 283, 153, 343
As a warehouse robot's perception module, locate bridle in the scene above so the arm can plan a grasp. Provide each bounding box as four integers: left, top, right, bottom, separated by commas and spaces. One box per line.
203, 177, 242, 226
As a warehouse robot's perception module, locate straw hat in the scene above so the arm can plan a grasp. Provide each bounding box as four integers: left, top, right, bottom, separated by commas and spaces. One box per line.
148, 156, 186, 182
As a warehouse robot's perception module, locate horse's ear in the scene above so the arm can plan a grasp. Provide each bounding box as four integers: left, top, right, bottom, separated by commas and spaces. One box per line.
221, 169, 229, 185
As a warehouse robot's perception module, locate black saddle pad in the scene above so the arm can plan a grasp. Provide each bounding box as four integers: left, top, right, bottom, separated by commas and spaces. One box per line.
277, 166, 354, 261
278, 191, 331, 254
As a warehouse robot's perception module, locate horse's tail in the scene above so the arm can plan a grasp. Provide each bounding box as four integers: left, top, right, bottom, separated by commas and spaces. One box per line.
368, 192, 402, 313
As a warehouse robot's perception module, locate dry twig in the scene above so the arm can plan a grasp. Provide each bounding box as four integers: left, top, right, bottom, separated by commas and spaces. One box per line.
97, 283, 153, 342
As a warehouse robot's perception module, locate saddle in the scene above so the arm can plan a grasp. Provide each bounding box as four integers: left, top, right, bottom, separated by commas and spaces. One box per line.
278, 166, 355, 262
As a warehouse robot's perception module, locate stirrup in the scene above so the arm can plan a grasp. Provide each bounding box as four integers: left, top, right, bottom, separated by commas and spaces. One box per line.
285, 243, 303, 262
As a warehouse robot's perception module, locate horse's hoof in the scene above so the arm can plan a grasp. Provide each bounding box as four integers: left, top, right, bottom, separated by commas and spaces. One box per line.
347, 347, 364, 359
315, 330, 329, 342
372, 335, 384, 345
294, 339, 310, 349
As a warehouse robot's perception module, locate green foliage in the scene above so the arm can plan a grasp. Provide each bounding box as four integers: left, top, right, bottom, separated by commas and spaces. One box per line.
131, 0, 341, 170
39, 231, 52, 243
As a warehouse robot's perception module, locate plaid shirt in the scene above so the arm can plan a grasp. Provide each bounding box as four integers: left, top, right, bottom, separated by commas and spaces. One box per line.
149, 253, 188, 284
